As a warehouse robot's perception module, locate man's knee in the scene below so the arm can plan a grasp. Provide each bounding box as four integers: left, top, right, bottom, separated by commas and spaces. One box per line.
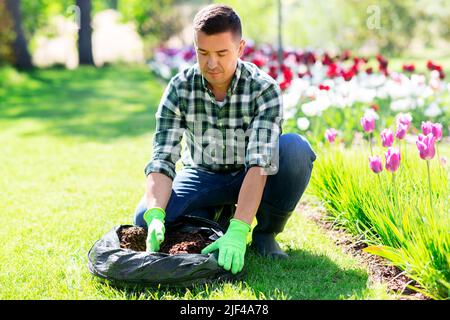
279, 133, 316, 176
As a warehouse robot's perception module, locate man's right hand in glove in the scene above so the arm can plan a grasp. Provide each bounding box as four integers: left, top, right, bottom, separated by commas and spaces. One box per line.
143, 207, 166, 252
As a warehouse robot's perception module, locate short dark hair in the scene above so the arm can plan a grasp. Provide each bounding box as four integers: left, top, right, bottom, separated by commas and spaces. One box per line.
193, 4, 242, 39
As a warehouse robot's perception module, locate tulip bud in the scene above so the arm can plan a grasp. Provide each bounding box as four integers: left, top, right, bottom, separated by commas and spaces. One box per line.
385, 147, 401, 172
421, 121, 433, 135
325, 128, 338, 143
360, 114, 375, 133
416, 134, 437, 160
369, 155, 383, 173
395, 123, 408, 140
396, 113, 412, 130
431, 123, 443, 141
381, 128, 394, 147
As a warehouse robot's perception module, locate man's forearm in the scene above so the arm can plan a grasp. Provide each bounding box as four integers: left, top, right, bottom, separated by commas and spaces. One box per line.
234, 166, 268, 225
146, 172, 173, 210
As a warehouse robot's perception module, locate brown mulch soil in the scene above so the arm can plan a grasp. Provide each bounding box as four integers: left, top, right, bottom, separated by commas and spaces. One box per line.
118, 226, 213, 255
298, 198, 430, 300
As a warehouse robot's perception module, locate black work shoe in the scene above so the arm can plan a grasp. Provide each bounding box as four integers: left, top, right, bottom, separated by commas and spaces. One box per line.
250, 232, 289, 259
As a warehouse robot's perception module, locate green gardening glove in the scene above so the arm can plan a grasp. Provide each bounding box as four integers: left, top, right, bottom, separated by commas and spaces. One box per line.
143, 207, 166, 253
201, 218, 251, 275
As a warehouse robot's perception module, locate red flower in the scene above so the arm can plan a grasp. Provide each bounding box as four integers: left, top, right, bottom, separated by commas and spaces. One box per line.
269, 65, 278, 79
305, 52, 316, 65
243, 46, 254, 57
376, 54, 389, 75
280, 80, 291, 91
402, 64, 415, 73
327, 63, 340, 78
281, 65, 293, 83
370, 103, 380, 112
252, 58, 265, 68
427, 60, 445, 79
322, 53, 334, 66
319, 84, 330, 91
341, 68, 355, 81
427, 60, 437, 70
376, 54, 388, 69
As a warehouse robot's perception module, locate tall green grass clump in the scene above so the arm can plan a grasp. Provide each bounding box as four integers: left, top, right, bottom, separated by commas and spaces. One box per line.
310, 144, 450, 300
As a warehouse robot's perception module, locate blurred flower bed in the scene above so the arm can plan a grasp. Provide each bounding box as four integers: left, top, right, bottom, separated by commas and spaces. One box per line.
148, 43, 449, 148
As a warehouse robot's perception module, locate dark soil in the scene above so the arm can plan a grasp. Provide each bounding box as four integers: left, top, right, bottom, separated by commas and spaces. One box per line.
118, 226, 213, 255
299, 199, 430, 300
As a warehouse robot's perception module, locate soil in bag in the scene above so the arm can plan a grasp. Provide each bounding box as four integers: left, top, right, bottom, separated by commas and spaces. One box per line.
118, 226, 213, 254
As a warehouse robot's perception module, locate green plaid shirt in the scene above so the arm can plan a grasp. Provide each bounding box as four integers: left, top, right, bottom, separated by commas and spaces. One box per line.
145, 58, 284, 180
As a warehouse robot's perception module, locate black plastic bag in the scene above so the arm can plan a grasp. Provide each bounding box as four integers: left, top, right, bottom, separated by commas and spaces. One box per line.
87, 215, 246, 288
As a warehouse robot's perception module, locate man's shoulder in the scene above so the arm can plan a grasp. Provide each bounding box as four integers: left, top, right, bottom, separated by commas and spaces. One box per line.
239, 60, 280, 93
169, 63, 199, 89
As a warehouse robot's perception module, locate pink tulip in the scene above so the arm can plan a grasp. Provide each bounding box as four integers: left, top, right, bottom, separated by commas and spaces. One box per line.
395, 123, 408, 140
396, 113, 412, 130
416, 134, 437, 160
380, 128, 394, 147
421, 121, 433, 135
360, 114, 375, 133
369, 155, 383, 173
325, 128, 338, 143
431, 123, 443, 141
385, 147, 401, 172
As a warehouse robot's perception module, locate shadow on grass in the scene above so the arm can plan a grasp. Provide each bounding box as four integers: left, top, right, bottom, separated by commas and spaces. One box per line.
90, 249, 369, 300
0, 65, 165, 142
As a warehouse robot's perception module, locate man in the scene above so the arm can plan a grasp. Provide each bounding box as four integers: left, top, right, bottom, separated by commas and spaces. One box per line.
133, 4, 316, 275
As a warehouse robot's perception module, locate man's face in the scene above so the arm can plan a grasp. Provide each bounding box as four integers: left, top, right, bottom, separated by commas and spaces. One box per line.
194, 31, 245, 90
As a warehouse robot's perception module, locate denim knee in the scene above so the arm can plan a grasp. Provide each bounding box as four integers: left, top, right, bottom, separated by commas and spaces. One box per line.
280, 133, 316, 175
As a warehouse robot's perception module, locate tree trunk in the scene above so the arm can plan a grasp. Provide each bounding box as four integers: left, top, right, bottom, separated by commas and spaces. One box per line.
77, 0, 95, 65
6, 0, 33, 69
107, 0, 118, 10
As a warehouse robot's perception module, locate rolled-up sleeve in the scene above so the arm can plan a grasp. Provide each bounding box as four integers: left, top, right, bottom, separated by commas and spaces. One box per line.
245, 83, 283, 175
144, 78, 185, 180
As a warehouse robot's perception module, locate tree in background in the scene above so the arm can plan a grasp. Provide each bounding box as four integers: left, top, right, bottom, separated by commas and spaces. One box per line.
77, 0, 95, 65
217, 0, 450, 56
5, 0, 33, 69
106, 0, 118, 10
0, 0, 15, 66
119, 0, 185, 52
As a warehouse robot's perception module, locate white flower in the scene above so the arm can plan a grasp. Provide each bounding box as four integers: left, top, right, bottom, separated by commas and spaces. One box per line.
424, 102, 442, 117
283, 91, 301, 110
301, 100, 322, 117
284, 107, 297, 119
332, 94, 349, 109
376, 86, 388, 99
390, 98, 414, 112
417, 98, 425, 107
421, 86, 434, 99
364, 108, 379, 120
355, 88, 376, 103
296, 117, 310, 131
386, 80, 411, 99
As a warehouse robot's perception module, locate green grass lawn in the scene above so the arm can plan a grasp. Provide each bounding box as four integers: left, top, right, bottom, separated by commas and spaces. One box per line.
0, 65, 397, 299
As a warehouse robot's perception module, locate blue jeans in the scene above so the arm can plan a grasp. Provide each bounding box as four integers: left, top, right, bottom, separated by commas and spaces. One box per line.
133, 133, 317, 228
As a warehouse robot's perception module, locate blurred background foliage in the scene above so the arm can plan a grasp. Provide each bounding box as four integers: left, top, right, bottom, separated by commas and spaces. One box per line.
0, 0, 449, 69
